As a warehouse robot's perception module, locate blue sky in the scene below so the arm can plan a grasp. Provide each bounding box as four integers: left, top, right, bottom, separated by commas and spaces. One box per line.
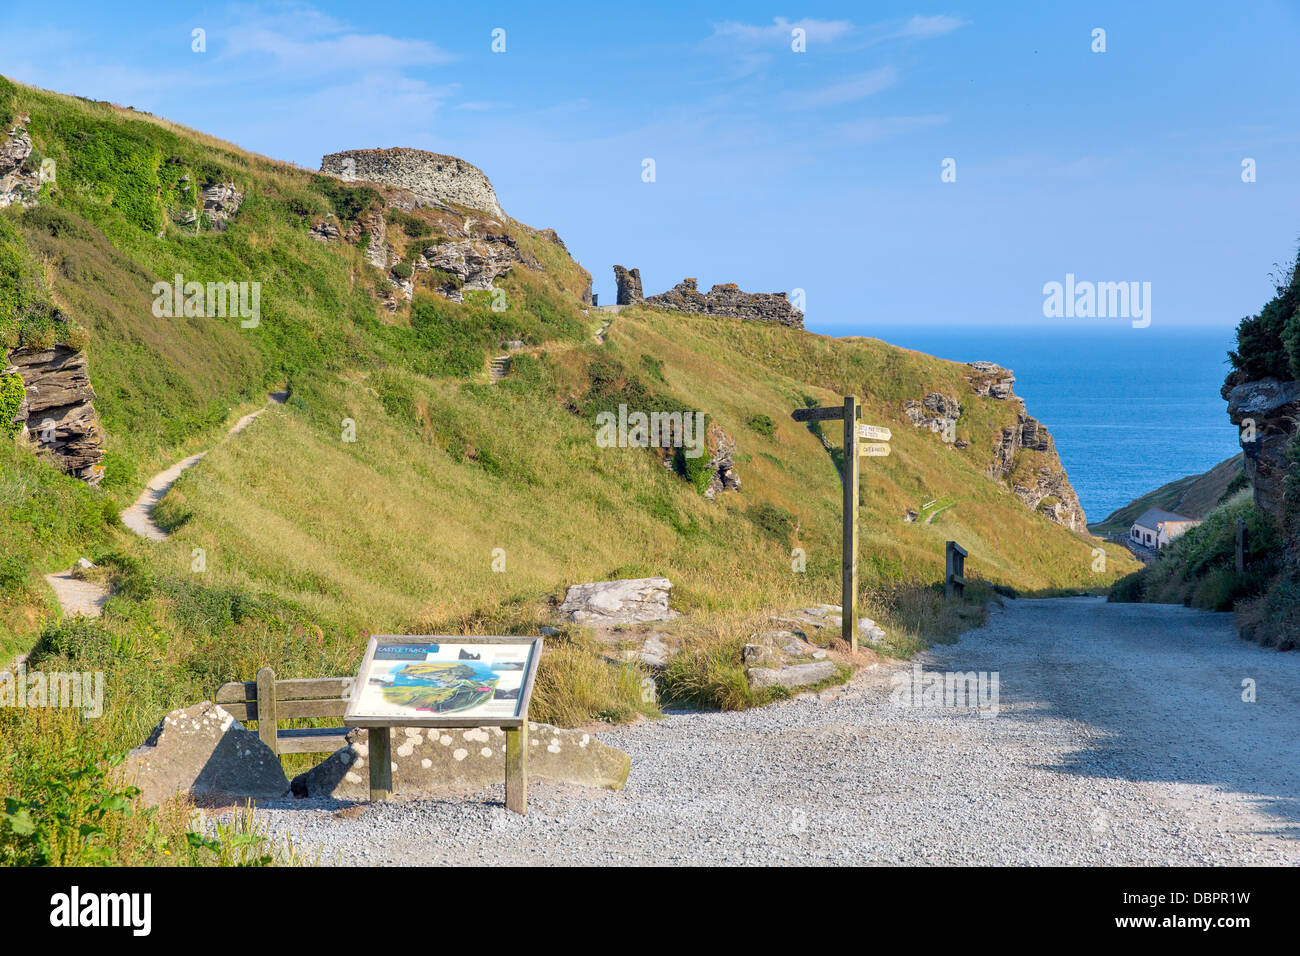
2, 0, 1299, 332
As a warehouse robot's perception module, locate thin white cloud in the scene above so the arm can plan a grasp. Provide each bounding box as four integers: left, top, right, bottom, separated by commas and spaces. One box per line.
886, 15, 967, 41
782, 67, 898, 109
711, 17, 854, 46
832, 114, 949, 143
217, 5, 454, 72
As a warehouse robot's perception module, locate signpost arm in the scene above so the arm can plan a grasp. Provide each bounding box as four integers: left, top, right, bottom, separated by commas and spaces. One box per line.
368, 726, 392, 801
505, 723, 528, 814
842, 394, 859, 652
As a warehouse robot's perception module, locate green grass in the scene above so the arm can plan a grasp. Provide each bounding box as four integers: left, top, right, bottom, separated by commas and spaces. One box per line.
0, 75, 1143, 863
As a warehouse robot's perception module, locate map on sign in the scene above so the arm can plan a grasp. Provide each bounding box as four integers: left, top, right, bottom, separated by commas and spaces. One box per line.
346, 637, 539, 725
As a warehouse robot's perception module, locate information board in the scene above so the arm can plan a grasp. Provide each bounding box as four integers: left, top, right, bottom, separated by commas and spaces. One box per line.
344, 635, 541, 728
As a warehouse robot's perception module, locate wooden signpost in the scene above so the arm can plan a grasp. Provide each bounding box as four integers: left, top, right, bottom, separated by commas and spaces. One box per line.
791, 396, 891, 652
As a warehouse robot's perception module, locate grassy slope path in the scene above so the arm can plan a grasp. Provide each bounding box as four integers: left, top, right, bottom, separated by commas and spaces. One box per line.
259, 597, 1300, 865
119, 391, 287, 541
41, 392, 288, 621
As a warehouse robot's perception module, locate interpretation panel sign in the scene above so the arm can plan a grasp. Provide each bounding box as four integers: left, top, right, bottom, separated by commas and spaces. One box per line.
345, 635, 541, 728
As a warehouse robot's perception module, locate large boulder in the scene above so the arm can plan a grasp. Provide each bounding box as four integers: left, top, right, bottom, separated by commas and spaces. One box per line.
291, 722, 630, 799
558, 577, 675, 627
1225, 378, 1300, 521
119, 702, 290, 807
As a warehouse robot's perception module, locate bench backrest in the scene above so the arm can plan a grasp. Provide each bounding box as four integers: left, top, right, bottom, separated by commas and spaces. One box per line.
215, 666, 352, 753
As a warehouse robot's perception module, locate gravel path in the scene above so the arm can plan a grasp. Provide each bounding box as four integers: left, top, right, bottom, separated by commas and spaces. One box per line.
42, 569, 109, 618
119, 391, 287, 541
256, 597, 1300, 865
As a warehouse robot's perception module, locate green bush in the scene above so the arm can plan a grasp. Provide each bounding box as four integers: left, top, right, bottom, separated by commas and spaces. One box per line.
1228, 248, 1300, 381
746, 413, 776, 439
0, 75, 16, 130
0, 743, 140, 867
0, 373, 24, 436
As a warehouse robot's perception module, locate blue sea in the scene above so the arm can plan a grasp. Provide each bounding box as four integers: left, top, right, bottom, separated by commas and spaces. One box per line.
861, 324, 1242, 524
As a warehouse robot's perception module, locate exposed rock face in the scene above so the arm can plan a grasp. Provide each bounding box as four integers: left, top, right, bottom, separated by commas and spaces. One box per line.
321, 148, 506, 220
640, 276, 804, 328
308, 216, 342, 242
0, 113, 39, 209
7, 344, 105, 484
290, 722, 630, 799
558, 577, 675, 627
424, 236, 528, 302
964, 361, 1087, 532
905, 392, 961, 436
1224, 377, 1300, 521
744, 628, 843, 690
539, 228, 568, 254
200, 182, 243, 231
966, 361, 1016, 400
702, 421, 740, 499
119, 702, 290, 807
614, 265, 643, 305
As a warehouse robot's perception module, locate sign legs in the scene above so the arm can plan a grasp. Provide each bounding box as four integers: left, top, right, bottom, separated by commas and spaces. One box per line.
505, 723, 528, 815
368, 726, 392, 801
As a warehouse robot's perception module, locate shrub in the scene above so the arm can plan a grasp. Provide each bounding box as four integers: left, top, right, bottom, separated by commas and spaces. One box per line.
390, 262, 413, 280
746, 413, 775, 439
0, 743, 140, 866
0, 373, 24, 436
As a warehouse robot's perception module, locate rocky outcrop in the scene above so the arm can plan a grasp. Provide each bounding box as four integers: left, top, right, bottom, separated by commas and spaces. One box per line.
308, 216, 342, 242
614, 265, 643, 305
424, 236, 526, 302
964, 361, 1087, 532
770, 604, 888, 645
905, 392, 961, 436
744, 629, 839, 690
702, 421, 741, 499
321, 148, 506, 220
966, 361, 1016, 400
1224, 377, 1300, 521
558, 577, 675, 627
0, 112, 39, 209
199, 182, 243, 231
539, 228, 568, 255
291, 722, 630, 799
119, 702, 290, 807
640, 276, 804, 328
6, 343, 105, 484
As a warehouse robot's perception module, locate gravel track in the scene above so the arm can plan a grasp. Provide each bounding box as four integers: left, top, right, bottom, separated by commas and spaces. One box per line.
256, 597, 1300, 866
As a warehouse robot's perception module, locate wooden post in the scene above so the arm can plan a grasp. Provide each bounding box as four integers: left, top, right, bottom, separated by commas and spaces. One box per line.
1235, 519, 1247, 573
505, 723, 528, 815
842, 394, 860, 652
255, 666, 278, 755
368, 726, 392, 801
945, 541, 967, 598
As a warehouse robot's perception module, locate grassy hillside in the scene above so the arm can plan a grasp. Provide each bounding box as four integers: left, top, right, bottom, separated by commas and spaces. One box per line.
0, 77, 1137, 863
1089, 454, 1246, 535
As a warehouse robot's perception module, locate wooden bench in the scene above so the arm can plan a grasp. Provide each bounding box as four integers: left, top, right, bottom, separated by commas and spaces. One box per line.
945, 540, 968, 599
215, 666, 353, 756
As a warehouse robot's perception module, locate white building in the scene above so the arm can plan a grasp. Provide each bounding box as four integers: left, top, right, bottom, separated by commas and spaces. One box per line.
1130, 508, 1200, 550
